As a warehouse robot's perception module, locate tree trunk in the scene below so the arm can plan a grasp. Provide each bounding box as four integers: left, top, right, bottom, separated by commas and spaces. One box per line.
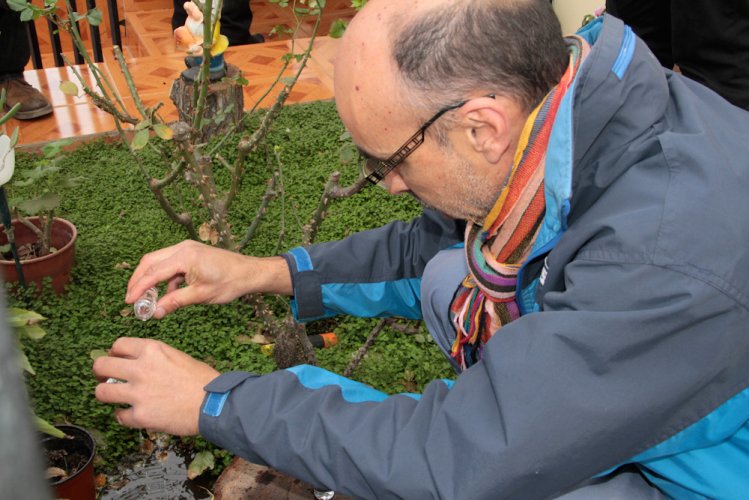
169, 63, 244, 141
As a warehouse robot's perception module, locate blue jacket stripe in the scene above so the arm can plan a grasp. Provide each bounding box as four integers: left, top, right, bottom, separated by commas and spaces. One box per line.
611, 26, 635, 80
287, 365, 420, 401
288, 246, 314, 272
630, 387, 749, 498
320, 279, 423, 320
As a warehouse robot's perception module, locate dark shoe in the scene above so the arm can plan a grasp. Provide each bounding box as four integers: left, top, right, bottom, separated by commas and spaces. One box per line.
0, 78, 53, 120
248, 33, 265, 44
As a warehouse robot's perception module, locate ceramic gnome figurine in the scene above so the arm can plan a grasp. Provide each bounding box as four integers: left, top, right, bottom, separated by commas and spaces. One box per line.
173, 0, 229, 81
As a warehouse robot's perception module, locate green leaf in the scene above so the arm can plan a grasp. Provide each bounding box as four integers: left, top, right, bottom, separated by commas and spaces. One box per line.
329, 19, 348, 39
153, 123, 174, 141
59, 80, 79, 97
42, 138, 72, 159
86, 8, 103, 26
7, 308, 45, 327
19, 8, 33, 22
59, 175, 84, 189
6, 0, 29, 13
36, 417, 66, 438
18, 192, 61, 214
131, 129, 150, 151
19, 352, 35, 375
187, 450, 215, 480
90, 349, 108, 361
19, 324, 46, 341
10, 126, 19, 147
338, 143, 357, 164
134, 119, 151, 131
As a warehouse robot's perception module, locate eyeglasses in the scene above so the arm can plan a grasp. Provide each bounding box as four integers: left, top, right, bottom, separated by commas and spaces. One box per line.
362, 94, 495, 185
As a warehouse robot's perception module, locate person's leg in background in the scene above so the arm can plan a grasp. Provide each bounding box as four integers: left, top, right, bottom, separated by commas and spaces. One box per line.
0, 4, 53, 120
605, 0, 673, 69
172, 0, 263, 46
671, 0, 749, 110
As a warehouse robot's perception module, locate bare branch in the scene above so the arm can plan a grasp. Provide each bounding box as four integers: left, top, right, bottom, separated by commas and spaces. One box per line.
343, 319, 389, 377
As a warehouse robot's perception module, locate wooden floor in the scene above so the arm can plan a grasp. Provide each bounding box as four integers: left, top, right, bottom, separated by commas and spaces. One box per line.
5, 0, 355, 148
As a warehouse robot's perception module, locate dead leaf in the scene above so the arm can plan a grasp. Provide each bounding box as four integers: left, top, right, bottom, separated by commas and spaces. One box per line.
187, 451, 215, 480
46, 467, 68, 480
95, 473, 108, 488
120, 308, 132, 317
139, 437, 155, 455
114, 261, 131, 270
236, 333, 270, 345
198, 222, 219, 245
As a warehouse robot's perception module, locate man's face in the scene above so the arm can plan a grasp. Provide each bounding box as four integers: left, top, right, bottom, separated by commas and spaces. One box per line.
340, 94, 503, 224
333, 0, 507, 224
367, 126, 501, 223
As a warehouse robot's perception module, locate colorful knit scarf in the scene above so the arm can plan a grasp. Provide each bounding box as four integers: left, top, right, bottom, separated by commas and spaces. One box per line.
449, 37, 587, 371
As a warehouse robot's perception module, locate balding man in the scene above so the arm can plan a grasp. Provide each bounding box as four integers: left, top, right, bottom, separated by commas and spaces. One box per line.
94, 1, 749, 498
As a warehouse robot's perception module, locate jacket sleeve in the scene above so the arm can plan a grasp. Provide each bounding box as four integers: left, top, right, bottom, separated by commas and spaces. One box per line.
199, 258, 749, 499
281, 209, 464, 321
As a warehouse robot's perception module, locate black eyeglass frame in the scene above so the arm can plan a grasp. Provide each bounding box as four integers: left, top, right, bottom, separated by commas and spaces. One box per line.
363, 94, 496, 184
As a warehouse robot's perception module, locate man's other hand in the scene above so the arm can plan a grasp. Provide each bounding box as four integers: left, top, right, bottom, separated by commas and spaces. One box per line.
93, 337, 220, 436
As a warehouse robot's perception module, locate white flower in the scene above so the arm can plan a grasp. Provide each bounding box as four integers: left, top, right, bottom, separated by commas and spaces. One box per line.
0, 134, 15, 187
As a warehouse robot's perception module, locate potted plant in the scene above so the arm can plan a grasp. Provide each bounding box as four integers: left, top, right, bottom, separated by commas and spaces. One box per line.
9, 307, 97, 500
0, 131, 80, 294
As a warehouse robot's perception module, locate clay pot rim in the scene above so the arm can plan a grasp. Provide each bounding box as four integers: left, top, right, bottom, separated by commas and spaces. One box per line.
41, 423, 96, 486
0, 216, 78, 266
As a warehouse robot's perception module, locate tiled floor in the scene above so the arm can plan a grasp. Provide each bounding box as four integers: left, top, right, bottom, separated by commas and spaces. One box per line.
5, 0, 354, 148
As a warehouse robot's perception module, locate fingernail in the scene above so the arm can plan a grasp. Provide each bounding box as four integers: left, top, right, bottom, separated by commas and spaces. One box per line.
154, 307, 165, 319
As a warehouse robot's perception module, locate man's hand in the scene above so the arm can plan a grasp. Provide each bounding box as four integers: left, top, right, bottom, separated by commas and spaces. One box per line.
93, 338, 220, 436
126, 240, 292, 319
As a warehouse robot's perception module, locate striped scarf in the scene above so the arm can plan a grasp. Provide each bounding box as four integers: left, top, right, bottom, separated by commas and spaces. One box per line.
449, 37, 587, 371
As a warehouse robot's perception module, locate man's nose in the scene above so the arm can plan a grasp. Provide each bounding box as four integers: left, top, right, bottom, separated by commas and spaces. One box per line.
382, 170, 409, 194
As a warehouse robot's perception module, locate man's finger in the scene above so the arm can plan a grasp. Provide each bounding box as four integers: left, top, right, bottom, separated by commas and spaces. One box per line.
166, 275, 185, 295
92, 355, 136, 381
126, 245, 174, 292
155, 286, 201, 318
126, 245, 189, 303
108, 337, 150, 358
114, 407, 139, 429
95, 380, 131, 405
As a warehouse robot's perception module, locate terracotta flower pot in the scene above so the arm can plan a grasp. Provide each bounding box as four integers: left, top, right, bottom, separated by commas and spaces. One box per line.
0, 217, 77, 294
41, 424, 97, 500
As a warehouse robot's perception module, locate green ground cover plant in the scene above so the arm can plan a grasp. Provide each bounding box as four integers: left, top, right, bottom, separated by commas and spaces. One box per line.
8, 100, 454, 475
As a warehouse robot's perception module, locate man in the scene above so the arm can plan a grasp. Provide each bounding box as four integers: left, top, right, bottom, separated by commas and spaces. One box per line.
0, 0, 53, 119
93, 0, 749, 498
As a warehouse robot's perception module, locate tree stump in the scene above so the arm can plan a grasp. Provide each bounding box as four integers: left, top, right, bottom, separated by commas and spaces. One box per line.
213, 457, 354, 500
169, 63, 244, 142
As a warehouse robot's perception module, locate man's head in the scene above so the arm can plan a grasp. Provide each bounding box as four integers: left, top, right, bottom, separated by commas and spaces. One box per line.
334, 0, 567, 223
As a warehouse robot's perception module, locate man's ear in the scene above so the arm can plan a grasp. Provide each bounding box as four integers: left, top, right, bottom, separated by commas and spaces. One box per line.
460, 96, 512, 165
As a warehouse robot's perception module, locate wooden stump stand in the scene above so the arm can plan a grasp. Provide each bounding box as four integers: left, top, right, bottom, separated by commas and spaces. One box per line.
169, 63, 244, 141
213, 458, 354, 500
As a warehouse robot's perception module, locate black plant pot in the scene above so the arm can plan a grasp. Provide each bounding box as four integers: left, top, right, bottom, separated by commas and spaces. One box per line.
41, 424, 96, 500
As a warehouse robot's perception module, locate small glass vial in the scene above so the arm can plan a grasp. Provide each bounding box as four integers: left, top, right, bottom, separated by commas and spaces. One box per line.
133, 287, 158, 321
314, 490, 335, 500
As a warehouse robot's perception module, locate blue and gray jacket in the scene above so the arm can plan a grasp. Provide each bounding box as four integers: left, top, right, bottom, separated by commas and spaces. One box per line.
200, 16, 749, 499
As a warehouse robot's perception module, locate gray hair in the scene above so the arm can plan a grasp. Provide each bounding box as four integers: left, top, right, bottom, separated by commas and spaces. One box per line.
391, 0, 568, 136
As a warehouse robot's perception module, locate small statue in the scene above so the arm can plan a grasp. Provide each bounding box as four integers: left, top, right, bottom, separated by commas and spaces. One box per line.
173, 0, 229, 81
